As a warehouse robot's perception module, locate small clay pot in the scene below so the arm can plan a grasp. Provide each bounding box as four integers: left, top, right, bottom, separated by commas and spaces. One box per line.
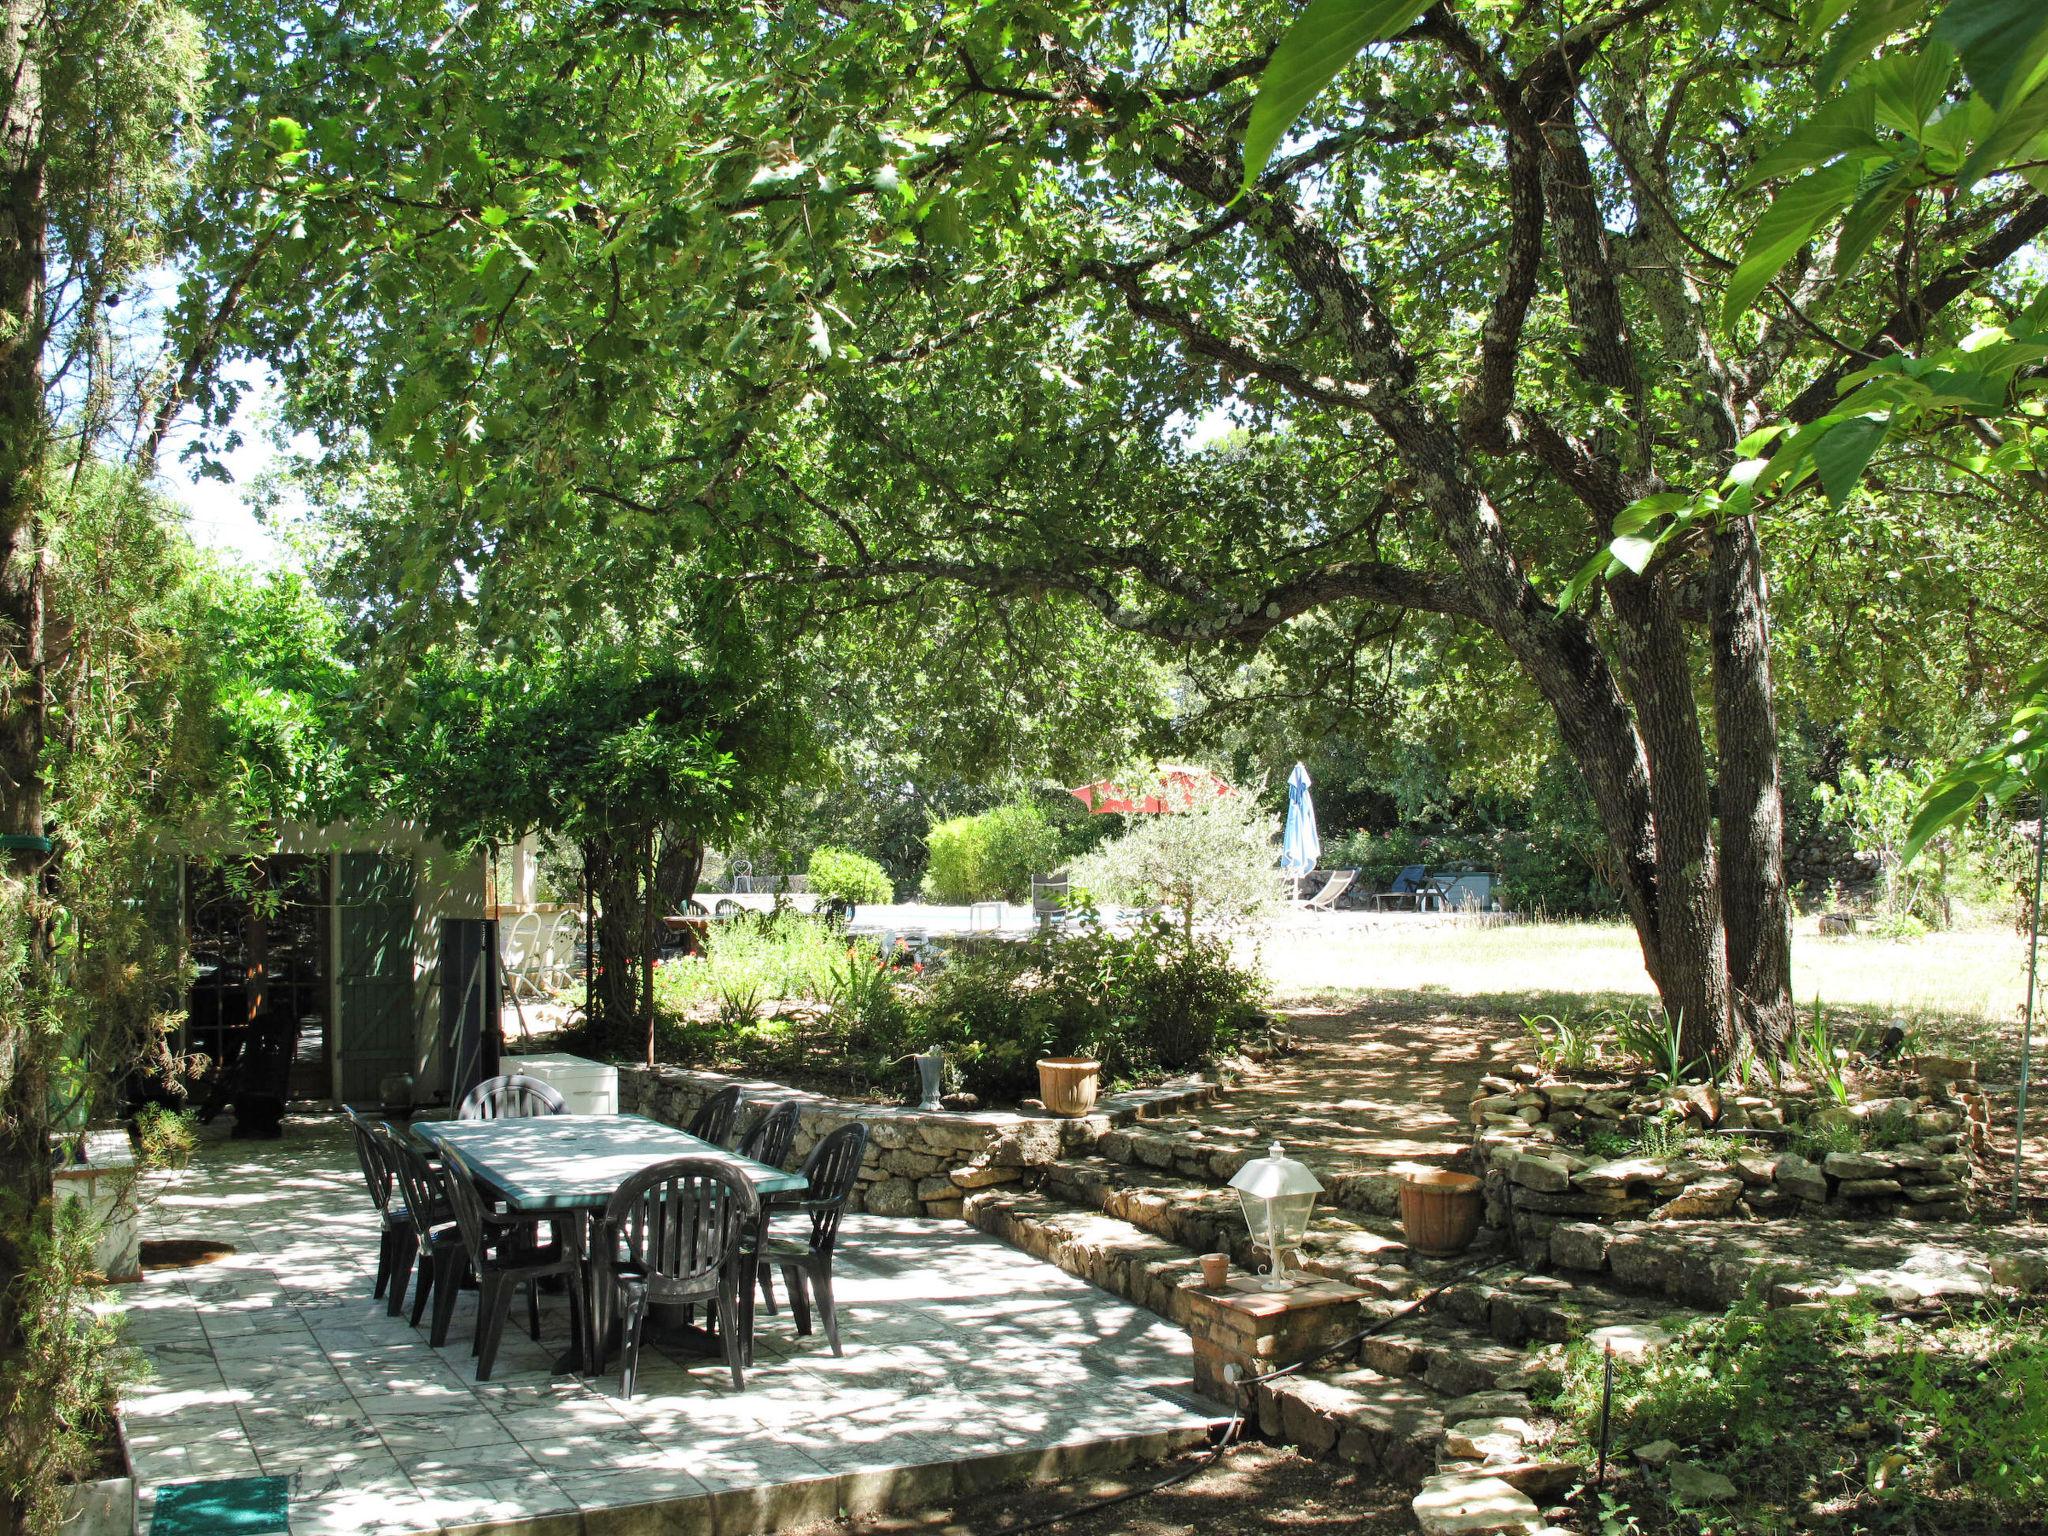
1399, 1169, 1484, 1257
1199, 1252, 1229, 1288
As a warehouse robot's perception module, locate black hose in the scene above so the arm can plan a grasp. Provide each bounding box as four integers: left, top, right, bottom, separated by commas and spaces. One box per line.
980, 1254, 1513, 1536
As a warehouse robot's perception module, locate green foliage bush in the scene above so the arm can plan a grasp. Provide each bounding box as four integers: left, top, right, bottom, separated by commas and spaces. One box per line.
1547, 1295, 2048, 1531
1067, 789, 1280, 938
1316, 755, 1624, 917
908, 918, 1267, 1098
630, 912, 1265, 1102
806, 845, 893, 905
920, 800, 1062, 902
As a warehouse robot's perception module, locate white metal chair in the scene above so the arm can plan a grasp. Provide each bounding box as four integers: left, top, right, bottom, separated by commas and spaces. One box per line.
500, 911, 547, 1000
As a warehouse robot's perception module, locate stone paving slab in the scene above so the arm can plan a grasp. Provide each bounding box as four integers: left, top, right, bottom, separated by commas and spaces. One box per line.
120, 1118, 1215, 1535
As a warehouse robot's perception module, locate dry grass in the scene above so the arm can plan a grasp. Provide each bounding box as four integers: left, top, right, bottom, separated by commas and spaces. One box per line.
1251, 915, 2033, 1030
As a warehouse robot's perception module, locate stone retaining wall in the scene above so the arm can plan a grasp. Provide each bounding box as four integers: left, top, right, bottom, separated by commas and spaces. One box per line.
620, 1065, 1216, 1220
1468, 1057, 1987, 1262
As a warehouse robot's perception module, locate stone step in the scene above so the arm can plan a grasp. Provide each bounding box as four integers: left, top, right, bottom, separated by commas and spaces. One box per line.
963, 1186, 1212, 1327
1039, 1156, 1423, 1292
1075, 1116, 1451, 1220
966, 1182, 1587, 1529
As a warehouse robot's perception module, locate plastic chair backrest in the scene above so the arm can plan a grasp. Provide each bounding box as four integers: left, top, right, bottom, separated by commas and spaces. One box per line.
458, 1073, 569, 1120
343, 1106, 394, 1213
686, 1085, 743, 1148
736, 1101, 801, 1170
795, 1123, 869, 1257
438, 1143, 494, 1262
373, 1124, 447, 1241
603, 1156, 758, 1292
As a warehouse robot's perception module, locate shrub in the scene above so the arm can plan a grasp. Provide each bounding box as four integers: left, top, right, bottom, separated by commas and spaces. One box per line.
921, 800, 1062, 902
1546, 1296, 2048, 1529
1066, 789, 1279, 941
806, 845, 892, 905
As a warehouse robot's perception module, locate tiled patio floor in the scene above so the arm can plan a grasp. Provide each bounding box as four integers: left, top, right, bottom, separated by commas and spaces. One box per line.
121, 1118, 1215, 1535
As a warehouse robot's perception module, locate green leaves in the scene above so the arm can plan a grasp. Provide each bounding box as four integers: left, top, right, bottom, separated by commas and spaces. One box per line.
1933, 0, 2048, 109
1810, 415, 1888, 507
1732, 0, 2048, 326
1903, 659, 2048, 864
1723, 163, 1860, 325
263, 115, 306, 152
1240, 0, 1433, 188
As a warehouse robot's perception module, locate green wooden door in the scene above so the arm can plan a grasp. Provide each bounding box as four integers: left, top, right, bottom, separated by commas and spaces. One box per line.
336, 852, 415, 1103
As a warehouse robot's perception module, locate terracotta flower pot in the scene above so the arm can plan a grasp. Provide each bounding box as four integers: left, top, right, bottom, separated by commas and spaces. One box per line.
1399, 1170, 1484, 1257
1199, 1252, 1230, 1288
1036, 1057, 1102, 1117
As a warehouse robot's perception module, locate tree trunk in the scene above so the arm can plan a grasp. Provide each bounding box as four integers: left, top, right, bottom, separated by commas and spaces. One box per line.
1709, 516, 1795, 1054
585, 832, 645, 1054
1608, 575, 1733, 1067
0, 0, 51, 1524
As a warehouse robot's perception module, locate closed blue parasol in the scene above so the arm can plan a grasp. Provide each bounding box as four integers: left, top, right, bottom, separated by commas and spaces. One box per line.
1280, 762, 1321, 875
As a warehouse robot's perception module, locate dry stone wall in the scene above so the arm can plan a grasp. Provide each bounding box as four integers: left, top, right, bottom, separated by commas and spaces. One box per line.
620, 1065, 1215, 1219
1467, 1056, 1987, 1269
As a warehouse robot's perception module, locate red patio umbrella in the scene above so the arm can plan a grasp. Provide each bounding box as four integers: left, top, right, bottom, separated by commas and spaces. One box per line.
1069, 764, 1234, 814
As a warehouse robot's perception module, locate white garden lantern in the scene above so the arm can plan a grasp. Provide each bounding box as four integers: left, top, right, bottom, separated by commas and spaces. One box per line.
1228, 1141, 1322, 1292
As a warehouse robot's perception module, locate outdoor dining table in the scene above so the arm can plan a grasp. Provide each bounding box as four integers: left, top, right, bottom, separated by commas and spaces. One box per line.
411, 1112, 808, 1376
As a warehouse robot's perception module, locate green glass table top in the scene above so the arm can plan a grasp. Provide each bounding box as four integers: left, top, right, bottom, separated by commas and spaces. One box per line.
413, 1113, 808, 1211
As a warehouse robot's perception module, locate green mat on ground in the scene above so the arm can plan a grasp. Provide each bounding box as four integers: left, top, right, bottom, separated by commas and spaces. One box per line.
150, 1475, 290, 1535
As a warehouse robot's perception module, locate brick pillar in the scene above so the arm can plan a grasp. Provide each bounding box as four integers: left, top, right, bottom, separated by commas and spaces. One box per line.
1185, 1274, 1368, 1404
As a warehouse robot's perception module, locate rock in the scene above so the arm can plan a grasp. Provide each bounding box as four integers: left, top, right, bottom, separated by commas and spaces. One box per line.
864, 1177, 920, 1216
1632, 1439, 1679, 1467
1543, 1083, 1587, 1108
1490, 1461, 1577, 1502
1774, 1153, 1828, 1203
1575, 1157, 1668, 1192
1901, 1181, 1962, 1203
1915, 1108, 1964, 1136
1916, 1055, 1978, 1084
1823, 1151, 1894, 1181
1651, 1175, 1743, 1220
1208, 1149, 1253, 1181
1547, 1222, 1610, 1272
1859, 1249, 1992, 1307
1442, 1391, 1533, 1422
1991, 1253, 2048, 1293
1132, 1133, 1177, 1169
1586, 1322, 1674, 1363
1411, 1471, 1543, 1536
938, 1093, 981, 1111
1470, 1093, 1525, 1122
1673, 1083, 1722, 1124
1731, 1153, 1778, 1186
949, 1162, 1022, 1190
1668, 1461, 1737, 1503
1442, 1416, 1535, 1462
1848, 1097, 1916, 1129
1508, 1154, 1571, 1194
1835, 1178, 1905, 1199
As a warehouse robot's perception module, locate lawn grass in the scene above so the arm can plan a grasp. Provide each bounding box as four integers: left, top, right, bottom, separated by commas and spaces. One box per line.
1254, 918, 2033, 1066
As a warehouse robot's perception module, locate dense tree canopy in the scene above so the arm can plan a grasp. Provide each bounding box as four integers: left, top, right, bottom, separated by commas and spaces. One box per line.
180, 0, 2048, 1064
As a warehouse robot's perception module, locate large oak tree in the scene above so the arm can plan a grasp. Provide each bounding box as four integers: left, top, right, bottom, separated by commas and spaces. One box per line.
184, 0, 2048, 1072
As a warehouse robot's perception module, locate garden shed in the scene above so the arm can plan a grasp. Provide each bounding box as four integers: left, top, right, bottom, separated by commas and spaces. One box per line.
181, 819, 488, 1106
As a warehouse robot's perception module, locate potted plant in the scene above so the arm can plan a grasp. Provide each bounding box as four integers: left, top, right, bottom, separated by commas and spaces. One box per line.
1036, 1056, 1102, 1117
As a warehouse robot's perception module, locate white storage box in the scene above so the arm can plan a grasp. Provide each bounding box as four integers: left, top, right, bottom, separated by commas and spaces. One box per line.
500, 1052, 618, 1116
